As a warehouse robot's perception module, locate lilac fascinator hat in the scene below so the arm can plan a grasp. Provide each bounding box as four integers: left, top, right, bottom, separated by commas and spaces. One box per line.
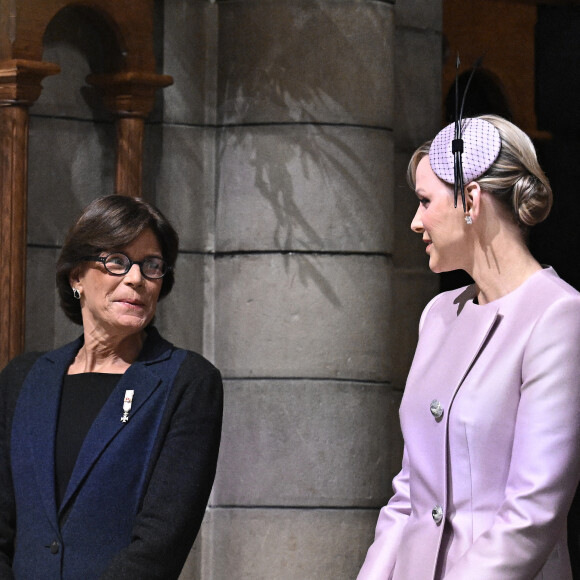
429, 118, 501, 208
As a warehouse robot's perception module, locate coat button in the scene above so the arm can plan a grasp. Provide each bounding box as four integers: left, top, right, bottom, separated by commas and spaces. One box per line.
430, 399, 444, 420
432, 505, 443, 524
50, 540, 60, 554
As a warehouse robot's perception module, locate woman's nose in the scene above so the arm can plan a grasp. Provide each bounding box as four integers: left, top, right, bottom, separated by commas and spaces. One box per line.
123, 263, 144, 285
411, 206, 424, 233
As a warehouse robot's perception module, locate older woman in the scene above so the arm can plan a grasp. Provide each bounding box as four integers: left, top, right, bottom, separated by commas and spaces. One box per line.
357, 115, 580, 579
0, 195, 223, 579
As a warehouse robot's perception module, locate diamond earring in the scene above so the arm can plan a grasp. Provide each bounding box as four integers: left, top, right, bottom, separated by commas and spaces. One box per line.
465, 215, 473, 225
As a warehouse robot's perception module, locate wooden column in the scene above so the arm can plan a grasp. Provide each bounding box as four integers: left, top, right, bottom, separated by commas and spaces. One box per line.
0, 59, 59, 367
116, 117, 145, 198
87, 72, 172, 197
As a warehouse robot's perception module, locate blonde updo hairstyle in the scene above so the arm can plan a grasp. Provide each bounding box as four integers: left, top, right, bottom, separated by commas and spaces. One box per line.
407, 114, 552, 231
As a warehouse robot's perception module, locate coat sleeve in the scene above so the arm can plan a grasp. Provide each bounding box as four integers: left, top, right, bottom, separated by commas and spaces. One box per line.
0, 353, 40, 579
98, 354, 223, 580
0, 366, 17, 579
356, 446, 411, 580
444, 296, 580, 579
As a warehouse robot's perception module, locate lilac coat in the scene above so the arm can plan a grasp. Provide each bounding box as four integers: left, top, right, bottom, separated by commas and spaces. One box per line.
358, 268, 580, 580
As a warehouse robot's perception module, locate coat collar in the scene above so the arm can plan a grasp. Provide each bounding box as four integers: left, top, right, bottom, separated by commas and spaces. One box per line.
43, 326, 174, 368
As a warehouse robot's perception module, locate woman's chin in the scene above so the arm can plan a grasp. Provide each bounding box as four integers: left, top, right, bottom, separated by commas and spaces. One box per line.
428, 256, 454, 275
111, 313, 154, 332
428, 258, 441, 273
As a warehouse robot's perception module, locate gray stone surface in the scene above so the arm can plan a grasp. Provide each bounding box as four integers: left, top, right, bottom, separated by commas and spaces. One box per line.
395, 0, 443, 32
162, 0, 218, 125
392, 22, 443, 272
394, 27, 443, 151
25, 247, 80, 352
214, 379, 402, 507
393, 149, 431, 270
197, 507, 378, 580
27, 116, 116, 246
155, 253, 208, 354
217, 0, 394, 126
216, 124, 394, 253
144, 124, 217, 253
389, 268, 439, 389
214, 253, 391, 381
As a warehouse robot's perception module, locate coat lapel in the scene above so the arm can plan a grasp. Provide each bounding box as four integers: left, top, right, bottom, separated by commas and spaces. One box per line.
444, 302, 500, 404
23, 338, 82, 531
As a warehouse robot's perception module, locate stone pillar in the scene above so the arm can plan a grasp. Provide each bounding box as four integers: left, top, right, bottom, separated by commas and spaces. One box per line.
210, 2, 396, 577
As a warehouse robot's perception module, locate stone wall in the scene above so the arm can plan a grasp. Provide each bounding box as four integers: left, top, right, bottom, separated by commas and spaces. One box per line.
24, 0, 442, 577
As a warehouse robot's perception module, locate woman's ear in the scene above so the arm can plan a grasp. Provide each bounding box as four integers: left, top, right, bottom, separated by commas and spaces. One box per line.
465, 181, 481, 223
69, 267, 82, 290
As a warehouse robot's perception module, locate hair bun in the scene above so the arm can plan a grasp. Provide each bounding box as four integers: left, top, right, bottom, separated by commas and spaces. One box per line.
512, 173, 552, 227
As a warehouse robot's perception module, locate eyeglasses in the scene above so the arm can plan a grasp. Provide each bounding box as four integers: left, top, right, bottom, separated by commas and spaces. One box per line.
81, 252, 171, 280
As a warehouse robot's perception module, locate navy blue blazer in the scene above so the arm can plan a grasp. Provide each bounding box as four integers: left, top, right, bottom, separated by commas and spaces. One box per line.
0, 327, 223, 579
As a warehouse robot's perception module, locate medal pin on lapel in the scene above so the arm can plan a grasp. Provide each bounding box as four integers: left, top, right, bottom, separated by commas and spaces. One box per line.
121, 390, 134, 423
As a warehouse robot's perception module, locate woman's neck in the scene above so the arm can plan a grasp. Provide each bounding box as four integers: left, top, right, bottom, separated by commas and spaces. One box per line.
468, 228, 541, 305
68, 329, 146, 374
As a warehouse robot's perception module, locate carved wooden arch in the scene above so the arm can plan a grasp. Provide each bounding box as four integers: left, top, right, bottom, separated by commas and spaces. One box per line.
0, 0, 173, 366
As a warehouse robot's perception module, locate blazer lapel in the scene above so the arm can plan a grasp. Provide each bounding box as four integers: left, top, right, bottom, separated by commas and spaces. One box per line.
445, 303, 500, 402
22, 338, 82, 531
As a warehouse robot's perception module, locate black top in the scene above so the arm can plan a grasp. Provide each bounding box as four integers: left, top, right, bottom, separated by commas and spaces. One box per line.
55, 373, 121, 507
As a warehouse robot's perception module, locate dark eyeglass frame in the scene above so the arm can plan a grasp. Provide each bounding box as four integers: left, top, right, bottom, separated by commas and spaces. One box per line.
81, 252, 171, 280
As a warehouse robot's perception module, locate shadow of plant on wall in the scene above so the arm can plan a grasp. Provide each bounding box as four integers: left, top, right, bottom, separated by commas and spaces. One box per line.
217, 118, 390, 308
215, 1, 392, 305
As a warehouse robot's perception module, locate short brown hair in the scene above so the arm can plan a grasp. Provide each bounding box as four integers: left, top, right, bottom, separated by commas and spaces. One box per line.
56, 195, 179, 325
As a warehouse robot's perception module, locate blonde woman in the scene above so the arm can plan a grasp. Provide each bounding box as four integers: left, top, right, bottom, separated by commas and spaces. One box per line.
358, 115, 580, 579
